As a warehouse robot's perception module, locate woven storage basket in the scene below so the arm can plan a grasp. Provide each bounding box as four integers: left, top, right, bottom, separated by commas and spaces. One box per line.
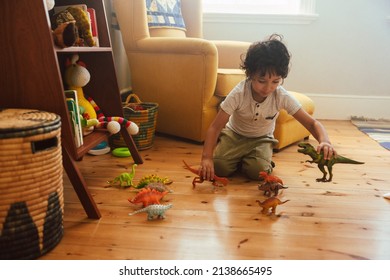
110, 94, 158, 150
0, 108, 63, 259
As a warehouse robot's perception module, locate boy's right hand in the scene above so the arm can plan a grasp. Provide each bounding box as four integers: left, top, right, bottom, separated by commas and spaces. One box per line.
200, 158, 214, 181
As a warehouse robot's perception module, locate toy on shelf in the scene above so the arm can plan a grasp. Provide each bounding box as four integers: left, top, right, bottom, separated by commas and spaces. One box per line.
107, 164, 137, 188
50, 5, 95, 48
182, 160, 229, 190
64, 54, 138, 136
297, 142, 364, 182
256, 197, 290, 215
134, 174, 173, 189
128, 188, 168, 207
128, 204, 173, 220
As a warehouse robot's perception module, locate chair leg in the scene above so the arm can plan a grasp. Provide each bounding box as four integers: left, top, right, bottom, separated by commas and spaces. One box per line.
62, 145, 101, 219
120, 129, 143, 164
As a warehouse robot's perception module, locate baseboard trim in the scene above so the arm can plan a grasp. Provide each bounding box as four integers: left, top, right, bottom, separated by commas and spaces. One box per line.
304, 93, 390, 120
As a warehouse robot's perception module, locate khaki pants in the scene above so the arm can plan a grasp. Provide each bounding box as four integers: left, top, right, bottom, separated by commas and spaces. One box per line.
214, 128, 278, 180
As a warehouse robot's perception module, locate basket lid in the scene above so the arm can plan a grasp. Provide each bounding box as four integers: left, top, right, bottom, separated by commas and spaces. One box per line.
0, 108, 61, 139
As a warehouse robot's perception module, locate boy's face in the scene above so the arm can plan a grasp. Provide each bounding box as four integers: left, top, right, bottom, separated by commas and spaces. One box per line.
250, 72, 282, 100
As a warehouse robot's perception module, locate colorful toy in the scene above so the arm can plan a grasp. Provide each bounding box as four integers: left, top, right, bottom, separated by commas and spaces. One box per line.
256, 197, 290, 215
112, 147, 131, 158
258, 171, 283, 185
65, 6, 95, 47
129, 204, 173, 220
258, 182, 288, 197
297, 142, 364, 182
88, 141, 111, 156
144, 182, 173, 193
107, 164, 137, 188
64, 54, 138, 136
182, 160, 229, 189
51, 5, 95, 48
134, 174, 173, 189
128, 188, 168, 207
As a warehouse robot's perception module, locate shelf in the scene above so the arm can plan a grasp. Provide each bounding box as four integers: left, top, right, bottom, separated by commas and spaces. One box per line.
55, 46, 113, 53
75, 130, 109, 160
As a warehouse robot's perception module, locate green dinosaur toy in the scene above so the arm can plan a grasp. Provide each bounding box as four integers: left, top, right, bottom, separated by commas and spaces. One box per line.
134, 174, 172, 189
108, 164, 137, 188
297, 142, 364, 182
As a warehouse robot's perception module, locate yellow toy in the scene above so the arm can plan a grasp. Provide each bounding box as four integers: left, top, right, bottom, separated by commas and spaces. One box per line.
64, 54, 138, 136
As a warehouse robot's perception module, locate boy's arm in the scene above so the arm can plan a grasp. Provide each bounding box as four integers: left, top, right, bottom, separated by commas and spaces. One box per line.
293, 108, 336, 160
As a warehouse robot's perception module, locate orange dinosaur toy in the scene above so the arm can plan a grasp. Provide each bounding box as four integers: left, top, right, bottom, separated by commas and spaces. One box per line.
182, 160, 229, 189
256, 197, 290, 215
128, 188, 168, 207
258, 171, 283, 185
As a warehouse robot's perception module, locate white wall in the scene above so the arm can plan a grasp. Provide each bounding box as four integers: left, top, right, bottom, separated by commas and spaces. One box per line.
203, 0, 390, 120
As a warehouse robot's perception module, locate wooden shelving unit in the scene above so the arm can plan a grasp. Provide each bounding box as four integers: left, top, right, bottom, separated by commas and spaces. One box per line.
1, 0, 143, 219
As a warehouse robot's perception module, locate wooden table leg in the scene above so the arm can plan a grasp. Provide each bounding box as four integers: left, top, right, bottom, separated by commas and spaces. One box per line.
62, 145, 101, 219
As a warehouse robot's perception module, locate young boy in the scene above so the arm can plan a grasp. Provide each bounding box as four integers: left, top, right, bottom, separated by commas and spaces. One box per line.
199, 34, 336, 180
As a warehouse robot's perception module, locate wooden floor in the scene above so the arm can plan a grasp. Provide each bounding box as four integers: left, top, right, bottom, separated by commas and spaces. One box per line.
41, 120, 390, 260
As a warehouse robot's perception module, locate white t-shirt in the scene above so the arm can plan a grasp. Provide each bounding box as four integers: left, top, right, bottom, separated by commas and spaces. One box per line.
220, 79, 302, 138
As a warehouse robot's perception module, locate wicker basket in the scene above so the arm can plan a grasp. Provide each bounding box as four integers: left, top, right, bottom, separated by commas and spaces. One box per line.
110, 94, 158, 150
0, 109, 63, 259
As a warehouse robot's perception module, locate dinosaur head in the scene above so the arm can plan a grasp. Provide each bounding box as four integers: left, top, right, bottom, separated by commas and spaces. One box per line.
297, 142, 315, 154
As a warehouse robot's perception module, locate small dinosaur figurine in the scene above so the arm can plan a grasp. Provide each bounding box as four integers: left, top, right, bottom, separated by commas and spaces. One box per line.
107, 164, 137, 188
182, 160, 229, 189
258, 171, 283, 185
258, 182, 288, 197
134, 174, 173, 189
297, 142, 364, 182
256, 197, 290, 215
128, 204, 173, 220
128, 187, 168, 207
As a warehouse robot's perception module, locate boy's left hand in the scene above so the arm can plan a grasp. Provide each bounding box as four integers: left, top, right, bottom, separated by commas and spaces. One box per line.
317, 142, 336, 160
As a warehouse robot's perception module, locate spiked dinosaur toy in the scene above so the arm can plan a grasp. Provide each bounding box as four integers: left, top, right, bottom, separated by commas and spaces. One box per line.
128, 188, 168, 207
129, 204, 173, 220
297, 142, 364, 182
182, 160, 229, 189
257, 171, 288, 196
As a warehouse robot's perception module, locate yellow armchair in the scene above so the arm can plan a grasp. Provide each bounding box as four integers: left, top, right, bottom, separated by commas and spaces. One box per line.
114, 0, 314, 150
114, 0, 249, 142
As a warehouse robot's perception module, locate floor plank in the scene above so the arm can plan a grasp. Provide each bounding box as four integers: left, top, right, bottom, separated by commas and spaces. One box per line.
40, 120, 390, 260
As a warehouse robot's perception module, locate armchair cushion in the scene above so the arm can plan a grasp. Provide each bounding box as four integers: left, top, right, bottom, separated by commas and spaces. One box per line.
215, 69, 246, 97
146, 0, 186, 30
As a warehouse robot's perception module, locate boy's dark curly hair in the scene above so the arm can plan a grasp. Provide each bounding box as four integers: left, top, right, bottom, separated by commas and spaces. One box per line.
240, 34, 291, 79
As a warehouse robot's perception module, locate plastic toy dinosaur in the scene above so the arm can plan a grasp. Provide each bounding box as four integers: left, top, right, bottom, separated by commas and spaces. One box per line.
258, 182, 288, 197
297, 142, 364, 182
128, 187, 168, 207
145, 182, 173, 193
128, 204, 173, 220
107, 164, 137, 187
256, 197, 290, 215
182, 160, 229, 189
258, 171, 283, 185
134, 174, 173, 189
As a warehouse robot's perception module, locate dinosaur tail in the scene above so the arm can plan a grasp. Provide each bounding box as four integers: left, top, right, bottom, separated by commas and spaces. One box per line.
335, 155, 364, 164
280, 199, 290, 205
128, 208, 145, 216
